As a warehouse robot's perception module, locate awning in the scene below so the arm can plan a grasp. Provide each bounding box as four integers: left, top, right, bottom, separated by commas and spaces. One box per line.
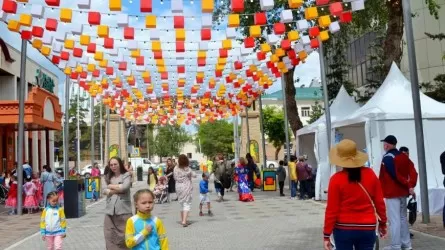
0, 87, 62, 130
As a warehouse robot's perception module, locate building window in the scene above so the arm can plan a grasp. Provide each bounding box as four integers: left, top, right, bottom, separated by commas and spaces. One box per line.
187, 153, 192, 159
301, 107, 311, 117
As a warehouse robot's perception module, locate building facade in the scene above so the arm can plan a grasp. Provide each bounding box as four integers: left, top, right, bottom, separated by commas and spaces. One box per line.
336, 1, 445, 92
0, 40, 61, 173
261, 87, 324, 126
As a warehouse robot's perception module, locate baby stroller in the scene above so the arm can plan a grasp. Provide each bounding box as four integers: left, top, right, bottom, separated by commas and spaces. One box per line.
0, 184, 8, 204
154, 176, 169, 204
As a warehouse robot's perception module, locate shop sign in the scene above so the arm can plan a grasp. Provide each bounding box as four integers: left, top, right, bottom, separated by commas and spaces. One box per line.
35, 68, 55, 93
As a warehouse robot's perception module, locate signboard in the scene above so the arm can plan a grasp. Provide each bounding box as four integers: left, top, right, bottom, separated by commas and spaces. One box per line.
262, 169, 277, 191
34, 69, 55, 93
109, 144, 119, 159
131, 147, 141, 157
84, 177, 100, 199
249, 140, 260, 163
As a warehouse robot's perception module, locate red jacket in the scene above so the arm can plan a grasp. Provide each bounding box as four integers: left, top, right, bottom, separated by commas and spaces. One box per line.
323, 167, 387, 241
379, 149, 418, 198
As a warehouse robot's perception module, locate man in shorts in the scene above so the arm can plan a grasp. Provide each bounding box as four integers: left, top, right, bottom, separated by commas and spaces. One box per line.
199, 172, 213, 216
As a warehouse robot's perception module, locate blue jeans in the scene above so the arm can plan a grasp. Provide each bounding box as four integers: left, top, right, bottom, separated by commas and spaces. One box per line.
291, 181, 297, 197
443, 195, 445, 227
333, 228, 376, 250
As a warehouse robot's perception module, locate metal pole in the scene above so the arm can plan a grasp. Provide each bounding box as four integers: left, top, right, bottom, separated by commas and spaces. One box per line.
402, 0, 430, 223
16, 39, 27, 215
233, 117, 238, 163
245, 108, 250, 155
106, 107, 110, 160
63, 78, 70, 178
146, 124, 149, 159
258, 95, 267, 169
319, 37, 332, 151
76, 83, 81, 173
118, 117, 122, 158
100, 102, 103, 167
281, 75, 291, 188
235, 115, 240, 162
90, 96, 95, 168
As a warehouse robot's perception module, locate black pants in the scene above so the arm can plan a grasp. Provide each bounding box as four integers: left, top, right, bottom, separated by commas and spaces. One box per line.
299, 180, 308, 199
215, 182, 225, 197
278, 181, 284, 195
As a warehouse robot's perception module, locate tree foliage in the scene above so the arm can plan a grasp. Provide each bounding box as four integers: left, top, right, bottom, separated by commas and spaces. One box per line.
324, 25, 355, 101
308, 101, 324, 124
196, 120, 234, 158
213, 0, 305, 136
263, 106, 286, 160
153, 125, 189, 159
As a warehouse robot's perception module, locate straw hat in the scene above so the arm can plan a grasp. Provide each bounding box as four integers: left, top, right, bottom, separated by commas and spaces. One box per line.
329, 139, 368, 168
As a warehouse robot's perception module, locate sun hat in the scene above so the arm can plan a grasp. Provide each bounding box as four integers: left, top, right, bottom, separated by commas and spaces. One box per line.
329, 139, 369, 168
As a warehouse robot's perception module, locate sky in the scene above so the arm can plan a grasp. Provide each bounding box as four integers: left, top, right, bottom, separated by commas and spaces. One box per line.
1, 0, 321, 133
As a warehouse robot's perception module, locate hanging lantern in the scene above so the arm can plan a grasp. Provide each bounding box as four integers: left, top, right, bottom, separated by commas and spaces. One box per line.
2, 0, 18, 13
254, 12, 267, 25
45, 18, 58, 31
174, 16, 185, 29
88, 12, 101, 25
140, 0, 152, 12
231, 0, 244, 12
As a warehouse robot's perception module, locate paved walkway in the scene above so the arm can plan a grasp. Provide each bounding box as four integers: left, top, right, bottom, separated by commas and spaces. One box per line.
3, 174, 445, 249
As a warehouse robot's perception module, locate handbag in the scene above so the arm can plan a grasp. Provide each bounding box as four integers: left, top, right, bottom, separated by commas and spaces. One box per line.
358, 183, 381, 222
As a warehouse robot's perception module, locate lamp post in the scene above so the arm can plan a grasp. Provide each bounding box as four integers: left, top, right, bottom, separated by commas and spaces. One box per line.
245, 108, 250, 155
258, 95, 267, 169
16, 39, 28, 215
402, 0, 430, 223
281, 75, 291, 189
318, 37, 332, 151
90, 97, 95, 168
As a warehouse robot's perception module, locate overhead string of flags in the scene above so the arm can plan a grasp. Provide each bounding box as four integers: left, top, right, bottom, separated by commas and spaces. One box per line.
1, 0, 365, 125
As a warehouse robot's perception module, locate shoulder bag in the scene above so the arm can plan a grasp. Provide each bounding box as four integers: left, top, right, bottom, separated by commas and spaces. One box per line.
358, 182, 381, 222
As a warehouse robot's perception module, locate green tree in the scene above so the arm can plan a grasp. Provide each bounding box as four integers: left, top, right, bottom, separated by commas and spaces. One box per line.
196, 120, 234, 158
324, 25, 355, 101
153, 125, 189, 160
308, 101, 324, 124
263, 106, 286, 160
421, 31, 445, 103
213, 0, 306, 137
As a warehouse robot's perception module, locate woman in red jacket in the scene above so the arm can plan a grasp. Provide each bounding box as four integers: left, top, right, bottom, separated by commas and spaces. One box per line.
323, 139, 387, 250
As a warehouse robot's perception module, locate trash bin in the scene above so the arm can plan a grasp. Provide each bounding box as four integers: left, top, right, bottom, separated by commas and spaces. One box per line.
84, 177, 101, 200
137, 166, 143, 181
262, 168, 277, 191
64, 179, 86, 218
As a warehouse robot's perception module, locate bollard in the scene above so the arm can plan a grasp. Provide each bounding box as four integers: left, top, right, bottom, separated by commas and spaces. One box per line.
137, 166, 143, 181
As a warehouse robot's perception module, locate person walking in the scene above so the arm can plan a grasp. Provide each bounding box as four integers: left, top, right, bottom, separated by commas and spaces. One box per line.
289, 156, 297, 200
323, 139, 387, 250
173, 154, 194, 227
245, 153, 258, 191
40, 165, 58, 208
234, 157, 254, 202
102, 157, 132, 250
297, 156, 312, 200
212, 153, 229, 202
165, 158, 177, 202
379, 135, 417, 250
276, 160, 287, 196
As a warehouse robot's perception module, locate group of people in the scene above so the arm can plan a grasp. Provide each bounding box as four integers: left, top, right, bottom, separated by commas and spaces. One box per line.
323, 135, 419, 250
1, 164, 64, 215
286, 156, 316, 200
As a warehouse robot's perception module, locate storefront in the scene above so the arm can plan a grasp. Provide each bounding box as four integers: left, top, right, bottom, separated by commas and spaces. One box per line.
0, 39, 61, 173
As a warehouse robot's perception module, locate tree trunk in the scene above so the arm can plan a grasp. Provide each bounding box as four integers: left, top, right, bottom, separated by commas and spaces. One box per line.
383, 1, 404, 75
284, 68, 303, 137
274, 146, 282, 160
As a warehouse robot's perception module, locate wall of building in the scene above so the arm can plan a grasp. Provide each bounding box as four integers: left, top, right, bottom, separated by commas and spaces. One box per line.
400, 0, 445, 83
180, 142, 205, 162
261, 99, 324, 126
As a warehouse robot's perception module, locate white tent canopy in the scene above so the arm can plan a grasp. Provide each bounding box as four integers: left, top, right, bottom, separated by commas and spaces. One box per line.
332, 62, 445, 214
296, 86, 360, 200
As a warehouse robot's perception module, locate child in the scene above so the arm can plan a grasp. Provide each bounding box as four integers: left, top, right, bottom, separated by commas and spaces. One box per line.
125, 189, 169, 250
40, 191, 66, 250
153, 177, 167, 197
5, 175, 18, 215
23, 178, 39, 213
276, 160, 287, 197
147, 167, 158, 191
55, 171, 64, 207
32, 172, 43, 208
199, 173, 213, 216
89, 179, 98, 202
